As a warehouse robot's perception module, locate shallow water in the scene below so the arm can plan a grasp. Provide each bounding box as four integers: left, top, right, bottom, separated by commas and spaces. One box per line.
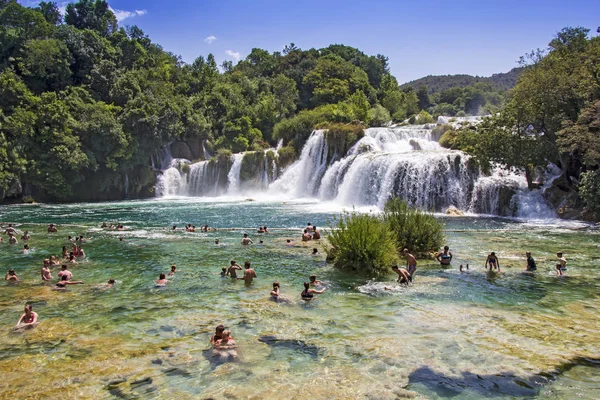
1, 199, 599, 399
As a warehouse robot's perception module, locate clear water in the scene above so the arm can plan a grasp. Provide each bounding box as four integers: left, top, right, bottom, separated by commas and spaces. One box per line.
1, 198, 599, 399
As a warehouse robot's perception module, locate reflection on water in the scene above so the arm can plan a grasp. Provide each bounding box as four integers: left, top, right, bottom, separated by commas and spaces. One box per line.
0, 199, 599, 399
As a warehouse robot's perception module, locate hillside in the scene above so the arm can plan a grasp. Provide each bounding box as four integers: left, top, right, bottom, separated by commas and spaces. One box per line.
401, 67, 524, 93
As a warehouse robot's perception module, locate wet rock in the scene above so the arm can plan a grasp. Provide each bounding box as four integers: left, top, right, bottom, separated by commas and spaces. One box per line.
151, 358, 163, 365
159, 325, 175, 332
163, 367, 192, 377
258, 335, 321, 357
130, 377, 153, 387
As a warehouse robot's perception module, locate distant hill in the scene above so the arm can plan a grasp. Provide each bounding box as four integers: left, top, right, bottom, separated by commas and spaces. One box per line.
401, 67, 524, 93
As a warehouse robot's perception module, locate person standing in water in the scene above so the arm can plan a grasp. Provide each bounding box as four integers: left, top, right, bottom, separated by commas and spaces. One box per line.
5, 269, 19, 281
391, 265, 411, 284
155, 273, 169, 286
485, 252, 500, 271
57, 265, 73, 281
270, 282, 280, 300
301, 282, 326, 300
241, 261, 257, 284
16, 305, 38, 329
41, 264, 52, 281
525, 251, 537, 271
241, 233, 253, 246
435, 246, 453, 266
403, 248, 417, 279
556, 252, 567, 276
312, 226, 321, 240
226, 260, 242, 279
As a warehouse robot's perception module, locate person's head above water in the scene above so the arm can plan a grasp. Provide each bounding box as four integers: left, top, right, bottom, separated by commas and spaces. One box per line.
108, 279, 116, 284
286, 239, 291, 243
312, 248, 318, 254
243, 233, 248, 238
171, 265, 176, 271
230, 260, 236, 265
159, 273, 166, 279
309, 275, 317, 282
215, 324, 224, 334
303, 282, 310, 290
8, 269, 15, 275
557, 252, 563, 256
244, 261, 251, 269
215, 239, 219, 244
273, 282, 279, 289
61, 264, 68, 270
490, 252, 495, 256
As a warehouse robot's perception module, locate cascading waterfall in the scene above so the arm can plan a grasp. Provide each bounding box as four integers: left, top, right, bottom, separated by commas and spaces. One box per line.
154, 123, 558, 217
226, 154, 244, 195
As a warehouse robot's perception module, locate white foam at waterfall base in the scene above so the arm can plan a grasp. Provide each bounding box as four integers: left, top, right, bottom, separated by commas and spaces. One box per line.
512, 164, 561, 220
155, 158, 190, 196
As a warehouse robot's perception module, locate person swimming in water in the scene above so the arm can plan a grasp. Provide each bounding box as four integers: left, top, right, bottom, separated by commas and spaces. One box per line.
270, 282, 280, 300
220, 267, 227, 277
241, 261, 257, 284
168, 265, 177, 276
16, 305, 38, 329
525, 251, 537, 271
301, 229, 312, 242
47, 224, 57, 233
459, 264, 470, 272
3, 223, 17, 236
21, 231, 30, 241
312, 226, 321, 240
311, 248, 318, 256
57, 265, 73, 281
241, 233, 253, 246
301, 282, 325, 300
486, 252, 500, 271
215, 239, 220, 245
155, 273, 169, 286
309, 275, 323, 286
5, 269, 19, 282
227, 261, 242, 279
210, 325, 227, 345
286, 239, 294, 247
54, 275, 84, 289
106, 279, 116, 288
215, 330, 237, 348
8, 233, 17, 245
436, 246, 453, 265
41, 264, 52, 281
403, 248, 417, 279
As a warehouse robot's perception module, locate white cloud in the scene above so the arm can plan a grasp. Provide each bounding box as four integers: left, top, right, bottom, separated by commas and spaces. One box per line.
225, 50, 241, 61
109, 7, 148, 22
204, 35, 217, 44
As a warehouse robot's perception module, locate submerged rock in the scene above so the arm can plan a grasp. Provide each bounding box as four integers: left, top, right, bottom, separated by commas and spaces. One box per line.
445, 206, 464, 216
257, 335, 321, 357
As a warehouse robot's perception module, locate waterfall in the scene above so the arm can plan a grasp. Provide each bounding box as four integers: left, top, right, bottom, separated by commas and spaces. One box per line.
226, 153, 244, 195
511, 164, 561, 219
202, 140, 211, 160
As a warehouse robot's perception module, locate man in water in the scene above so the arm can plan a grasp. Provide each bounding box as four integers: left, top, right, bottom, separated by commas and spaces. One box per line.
241, 261, 257, 284
168, 265, 177, 276
486, 252, 500, 271
311, 248, 318, 256
58, 265, 73, 281
5, 269, 19, 281
8, 233, 18, 245
4, 224, 17, 236
525, 251, 537, 271
556, 252, 567, 276
301, 229, 312, 242
312, 226, 321, 240
391, 265, 411, 284
309, 275, 323, 286
227, 260, 242, 278
47, 224, 58, 233
241, 233, 253, 246
436, 246, 453, 265
403, 248, 417, 278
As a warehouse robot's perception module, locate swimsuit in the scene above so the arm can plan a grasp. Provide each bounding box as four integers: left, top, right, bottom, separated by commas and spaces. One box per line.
408, 265, 416, 275
301, 290, 313, 299
527, 257, 537, 271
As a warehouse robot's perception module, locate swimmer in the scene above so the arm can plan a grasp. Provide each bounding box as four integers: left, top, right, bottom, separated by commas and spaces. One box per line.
403, 248, 417, 278
241, 233, 253, 246
3, 223, 17, 236
436, 246, 453, 265
312, 226, 321, 240
8, 233, 17, 245
301, 282, 325, 300
270, 282, 280, 299
21, 231, 30, 241
227, 260, 242, 278
155, 273, 169, 286
309, 275, 323, 286
525, 251, 537, 271
215, 239, 220, 245
210, 324, 227, 345
106, 279, 116, 288
57, 265, 73, 281
556, 252, 567, 276
119, 237, 124, 242
62, 246, 68, 258
485, 252, 500, 271
286, 239, 294, 247
101, 222, 107, 228
459, 264, 470, 272
263, 226, 269, 233
168, 265, 177, 276
68, 235, 74, 242
47, 224, 57, 233
220, 267, 227, 278
41, 264, 52, 281
240, 261, 257, 284
257, 226, 265, 233
227, 261, 243, 278
69, 254, 77, 263
172, 225, 177, 231
50, 255, 60, 266
311, 248, 318, 256
215, 330, 237, 349
23, 244, 30, 252
55, 274, 84, 289
301, 229, 312, 242
5, 269, 19, 281
16, 305, 38, 329
259, 240, 264, 245
391, 265, 411, 284
109, 222, 114, 229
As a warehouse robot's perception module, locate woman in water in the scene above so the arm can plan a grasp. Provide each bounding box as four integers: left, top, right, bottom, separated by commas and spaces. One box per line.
155, 273, 169, 286
301, 282, 326, 300
5, 269, 19, 282
436, 246, 453, 265
270, 282, 280, 300
16, 305, 38, 329
215, 330, 237, 348
21, 231, 30, 241
62, 246, 69, 258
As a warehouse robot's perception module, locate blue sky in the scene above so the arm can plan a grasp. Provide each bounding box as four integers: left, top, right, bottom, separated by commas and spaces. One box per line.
20, 0, 600, 83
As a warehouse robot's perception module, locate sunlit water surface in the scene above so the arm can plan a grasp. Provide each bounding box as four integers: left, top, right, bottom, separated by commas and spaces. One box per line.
1, 198, 599, 399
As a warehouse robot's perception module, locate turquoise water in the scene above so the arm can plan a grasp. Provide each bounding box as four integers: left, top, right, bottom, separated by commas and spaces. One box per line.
1, 198, 599, 399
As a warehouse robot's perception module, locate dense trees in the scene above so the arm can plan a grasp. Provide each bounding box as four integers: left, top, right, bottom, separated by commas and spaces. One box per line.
0, 0, 413, 202
454, 27, 600, 218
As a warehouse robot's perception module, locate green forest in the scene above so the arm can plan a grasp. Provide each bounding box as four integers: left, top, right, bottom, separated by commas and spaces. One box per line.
0, 0, 426, 202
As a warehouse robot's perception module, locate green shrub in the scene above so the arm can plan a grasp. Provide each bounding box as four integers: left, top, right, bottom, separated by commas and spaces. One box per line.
216, 148, 232, 163
240, 151, 265, 182
180, 163, 190, 174
438, 129, 458, 149
417, 110, 435, 124
369, 104, 391, 127
327, 211, 399, 276
317, 122, 365, 160
456, 110, 467, 117
579, 170, 600, 219
22, 196, 36, 204
277, 146, 296, 168
383, 198, 444, 255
